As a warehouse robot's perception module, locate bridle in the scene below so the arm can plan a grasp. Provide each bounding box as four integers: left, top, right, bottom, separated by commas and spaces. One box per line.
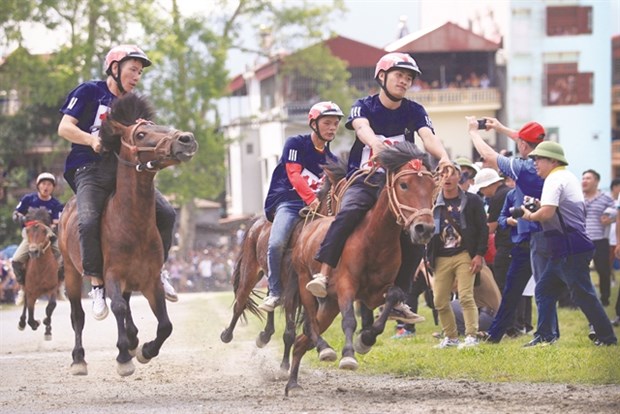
385, 158, 436, 228
25, 220, 53, 254
116, 119, 176, 172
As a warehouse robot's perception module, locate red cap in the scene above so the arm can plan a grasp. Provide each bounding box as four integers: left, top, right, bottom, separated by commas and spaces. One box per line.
518, 122, 545, 144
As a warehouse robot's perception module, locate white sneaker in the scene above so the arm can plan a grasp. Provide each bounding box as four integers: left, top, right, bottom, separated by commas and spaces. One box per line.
258, 295, 281, 312
457, 335, 479, 349
434, 337, 460, 349
388, 302, 426, 324
305, 273, 328, 298
161, 269, 178, 302
89, 287, 109, 320
15, 289, 25, 306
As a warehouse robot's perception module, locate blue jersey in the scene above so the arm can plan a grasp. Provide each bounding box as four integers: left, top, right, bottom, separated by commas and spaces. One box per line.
345, 94, 433, 174
59, 80, 115, 179
15, 193, 64, 224
264, 134, 336, 222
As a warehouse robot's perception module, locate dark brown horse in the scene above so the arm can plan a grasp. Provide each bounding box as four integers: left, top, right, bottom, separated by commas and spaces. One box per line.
18, 207, 59, 340
220, 156, 348, 371
285, 141, 437, 395
58, 93, 198, 376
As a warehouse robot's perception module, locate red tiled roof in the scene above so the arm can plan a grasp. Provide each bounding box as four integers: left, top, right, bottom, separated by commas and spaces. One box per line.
386, 22, 500, 53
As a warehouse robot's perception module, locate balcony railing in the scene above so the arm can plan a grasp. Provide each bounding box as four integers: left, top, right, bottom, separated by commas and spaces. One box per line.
406, 87, 501, 107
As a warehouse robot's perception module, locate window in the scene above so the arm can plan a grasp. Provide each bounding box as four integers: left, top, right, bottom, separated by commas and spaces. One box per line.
544, 63, 593, 106
546, 6, 592, 36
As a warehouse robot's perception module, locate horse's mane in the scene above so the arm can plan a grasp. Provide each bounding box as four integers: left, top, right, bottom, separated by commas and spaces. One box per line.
317, 154, 348, 201
100, 93, 157, 153
26, 207, 52, 226
376, 141, 431, 172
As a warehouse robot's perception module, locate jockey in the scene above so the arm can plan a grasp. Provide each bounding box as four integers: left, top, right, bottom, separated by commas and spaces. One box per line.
259, 101, 343, 312
11, 173, 64, 304
305, 53, 451, 324
58, 45, 178, 321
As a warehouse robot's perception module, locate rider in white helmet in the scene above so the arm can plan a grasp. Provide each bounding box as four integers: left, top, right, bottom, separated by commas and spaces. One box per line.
58, 45, 178, 321
259, 101, 343, 312
11, 173, 64, 304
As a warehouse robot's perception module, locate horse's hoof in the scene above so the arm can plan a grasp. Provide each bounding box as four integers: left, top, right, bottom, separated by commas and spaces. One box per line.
70, 362, 88, 376
255, 335, 268, 348
18, 323, 25, 331
339, 356, 358, 370
128, 348, 137, 357
117, 360, 135, 377
44, 334, 52, 341
285, 383, 303, 397
30, 321, 41, 331
221, 330, 233, 343
318, 347, 337, 362
136, 345, 151, 364
353, 335, 372, 355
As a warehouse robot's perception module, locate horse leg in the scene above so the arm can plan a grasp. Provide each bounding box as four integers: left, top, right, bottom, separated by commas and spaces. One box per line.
123, 292, 140, 355
355, 286, 404, 354
338, 298, 358, 370
69, 295, 87, 375
220, 298, 244, 343
43, 294, 57, 341
137, 286, 172, 364
18, 301, 27, 331
257, 311, 275, 348
284, 330, 314, 396
280, 310, 296, 371
26, 293, 40, 331
106, 281, 135, 377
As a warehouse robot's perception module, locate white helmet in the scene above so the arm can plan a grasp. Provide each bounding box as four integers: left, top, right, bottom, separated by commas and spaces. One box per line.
36, 172, 56, 186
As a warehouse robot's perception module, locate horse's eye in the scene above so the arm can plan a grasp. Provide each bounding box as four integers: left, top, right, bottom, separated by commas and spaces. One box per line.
136, 132, 146, 140
399, 182, 408, 190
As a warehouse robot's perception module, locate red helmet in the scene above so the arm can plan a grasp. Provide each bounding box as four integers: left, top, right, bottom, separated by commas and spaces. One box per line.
374, 53, 421, 80
104, 45, 152, 75
308, 101, 344, 126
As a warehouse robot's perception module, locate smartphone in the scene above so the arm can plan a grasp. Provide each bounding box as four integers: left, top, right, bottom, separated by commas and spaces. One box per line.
477, 119, 487, 130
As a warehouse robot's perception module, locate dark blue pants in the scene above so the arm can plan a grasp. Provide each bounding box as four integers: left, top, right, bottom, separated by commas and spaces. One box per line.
487, 243, 532, 341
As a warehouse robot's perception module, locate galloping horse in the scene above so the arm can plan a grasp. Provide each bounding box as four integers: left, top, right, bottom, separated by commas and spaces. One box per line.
285, 141, 438, 395
18, 207, 59, 340
58, 93, 198, 376
220, 156, 348, 371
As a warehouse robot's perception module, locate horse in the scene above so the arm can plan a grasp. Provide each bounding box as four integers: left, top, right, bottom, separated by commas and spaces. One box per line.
58, 93, 198, 376
220, 156, 348, 371
18, 207, 59, 340
285, 141, 438, 395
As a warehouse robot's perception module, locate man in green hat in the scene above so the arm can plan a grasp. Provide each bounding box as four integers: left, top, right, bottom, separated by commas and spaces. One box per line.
522, 141, 617, 346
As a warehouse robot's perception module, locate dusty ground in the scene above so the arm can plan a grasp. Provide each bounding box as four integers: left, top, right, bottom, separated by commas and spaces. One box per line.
1, 292, 618, 414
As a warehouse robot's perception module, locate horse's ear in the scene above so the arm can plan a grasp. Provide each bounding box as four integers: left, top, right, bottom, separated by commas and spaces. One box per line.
105, 119, 129, 137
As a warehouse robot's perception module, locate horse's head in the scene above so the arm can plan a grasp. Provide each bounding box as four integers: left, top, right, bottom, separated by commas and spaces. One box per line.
24, 207, 55, 259
375, 141, 436, 244
317, 156, 349, 216
101, 93, 198, 172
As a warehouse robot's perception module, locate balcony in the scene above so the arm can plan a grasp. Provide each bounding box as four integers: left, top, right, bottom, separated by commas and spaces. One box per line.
406, 87, 502, 112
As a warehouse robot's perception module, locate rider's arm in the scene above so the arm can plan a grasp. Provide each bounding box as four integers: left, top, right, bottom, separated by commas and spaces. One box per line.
58, 114, 101, 153
286, 163, 316, 206
417, 126, 450, 165
351, 117, 387, 155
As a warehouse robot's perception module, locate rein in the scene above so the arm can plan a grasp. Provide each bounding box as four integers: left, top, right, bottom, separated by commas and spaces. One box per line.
385, 159, 435, 228
116, 119, 174, 172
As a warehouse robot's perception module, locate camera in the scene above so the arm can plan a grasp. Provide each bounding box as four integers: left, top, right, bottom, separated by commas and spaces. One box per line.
509, 196, 539, 219
477, 119, 487, 130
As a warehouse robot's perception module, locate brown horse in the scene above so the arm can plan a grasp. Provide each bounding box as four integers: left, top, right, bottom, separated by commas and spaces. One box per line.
18, 207, 59, 340
220, 156, 348, 371
285, 141, 438, 395
58, 93, 198, 376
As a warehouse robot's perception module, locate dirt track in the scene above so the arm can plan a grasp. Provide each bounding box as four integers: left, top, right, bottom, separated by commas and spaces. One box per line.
1, 292, 618, 414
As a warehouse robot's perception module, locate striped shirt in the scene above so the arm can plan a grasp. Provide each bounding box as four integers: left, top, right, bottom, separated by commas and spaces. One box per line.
584, 191, 615, 240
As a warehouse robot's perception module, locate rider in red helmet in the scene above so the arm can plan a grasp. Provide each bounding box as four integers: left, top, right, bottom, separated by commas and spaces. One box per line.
306, 52, 451, 328
259, 101, 343, 312
58, 45, 178, 321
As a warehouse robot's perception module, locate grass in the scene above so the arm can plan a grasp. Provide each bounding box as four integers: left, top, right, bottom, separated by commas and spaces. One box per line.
269, 273, 620, 385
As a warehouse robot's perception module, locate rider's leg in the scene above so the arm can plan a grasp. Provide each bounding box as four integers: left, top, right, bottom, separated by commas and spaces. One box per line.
12, 232, 29, 285
155, 190, 178, 302
308, 176, 382, 297
259, 201, 302, 311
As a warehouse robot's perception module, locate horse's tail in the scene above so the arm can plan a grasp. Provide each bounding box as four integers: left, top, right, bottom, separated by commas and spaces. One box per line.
231, 217, 264, 321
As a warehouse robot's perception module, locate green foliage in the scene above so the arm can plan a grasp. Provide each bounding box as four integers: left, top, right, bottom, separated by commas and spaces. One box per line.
0, 203, 20, 246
